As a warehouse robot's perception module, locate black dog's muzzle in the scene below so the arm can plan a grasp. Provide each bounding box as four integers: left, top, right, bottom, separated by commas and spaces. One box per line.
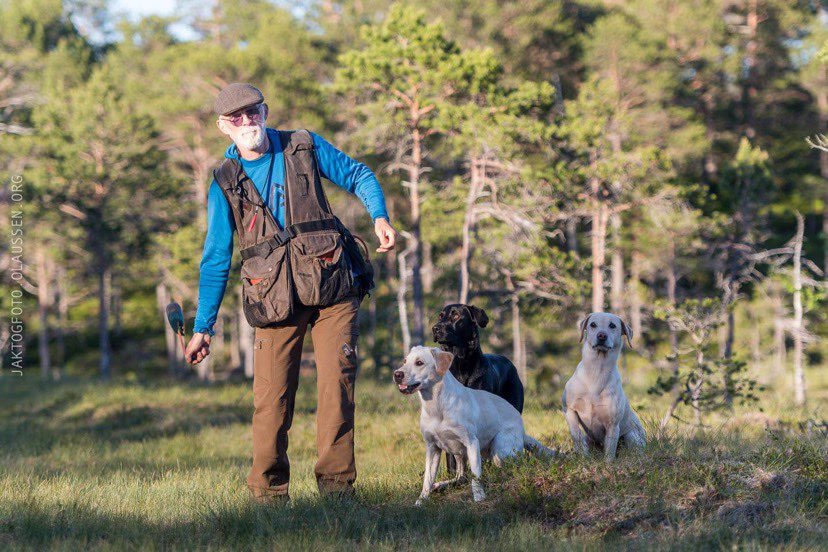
431, 322, 453, 343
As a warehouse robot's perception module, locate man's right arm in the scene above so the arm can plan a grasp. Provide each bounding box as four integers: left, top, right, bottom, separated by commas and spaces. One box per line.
193, 179, 235, 336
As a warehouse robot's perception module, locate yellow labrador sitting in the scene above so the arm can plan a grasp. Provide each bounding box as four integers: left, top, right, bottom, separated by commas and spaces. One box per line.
562, 312, 646, 462
394, 346, 554, 505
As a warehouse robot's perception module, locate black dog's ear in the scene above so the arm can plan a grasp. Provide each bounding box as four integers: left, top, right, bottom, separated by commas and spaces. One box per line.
579, 314, 592, 343
467, 305, 489, 328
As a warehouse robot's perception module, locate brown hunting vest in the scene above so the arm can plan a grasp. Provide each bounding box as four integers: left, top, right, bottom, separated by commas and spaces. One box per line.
213, 129, 372, 328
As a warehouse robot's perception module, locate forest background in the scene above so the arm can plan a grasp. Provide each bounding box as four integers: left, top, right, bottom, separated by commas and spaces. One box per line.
2, 0, 828, 427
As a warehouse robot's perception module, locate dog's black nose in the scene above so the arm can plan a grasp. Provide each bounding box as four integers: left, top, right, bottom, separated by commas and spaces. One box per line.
597, 332, 607, 342
393, 370, 405, 383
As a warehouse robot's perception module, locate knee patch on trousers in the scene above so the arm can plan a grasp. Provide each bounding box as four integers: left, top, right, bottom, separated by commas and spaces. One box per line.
252, 337, 275, 399
339, 330, 359, 404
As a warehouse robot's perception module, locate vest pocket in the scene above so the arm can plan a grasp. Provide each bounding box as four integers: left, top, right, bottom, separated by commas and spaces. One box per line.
290, 231, 353, 307
240, 246, 291, 326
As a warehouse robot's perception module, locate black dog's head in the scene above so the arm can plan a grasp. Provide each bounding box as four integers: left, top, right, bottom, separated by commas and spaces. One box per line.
431, 304, 489, 350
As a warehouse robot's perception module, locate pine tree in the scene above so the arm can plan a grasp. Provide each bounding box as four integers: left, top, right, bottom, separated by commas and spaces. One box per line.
33, 66, 180, 378
336, 3, 498, 345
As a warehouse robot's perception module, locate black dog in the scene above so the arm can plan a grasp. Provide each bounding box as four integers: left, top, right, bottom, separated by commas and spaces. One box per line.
432, 303, 525, 474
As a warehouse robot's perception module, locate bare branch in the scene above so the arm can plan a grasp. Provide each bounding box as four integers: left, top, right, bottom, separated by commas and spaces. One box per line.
0, 122, 33, 135
806, 134, 828, 152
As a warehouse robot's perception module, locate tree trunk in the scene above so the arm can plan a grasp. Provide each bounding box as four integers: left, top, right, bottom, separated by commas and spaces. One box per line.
721, 291, 736, 407
565, 218, 579, 258
36, 247, 51, 380
629, 250, 643, 340
460, 158, 481, 304
408, 124, 425, 345
239, 286, 254, 379
693, 348, 704, 428
98, 260, 112, 379
591, 185, 608, 312
156, 282, 179, 377
55, 264, 67, 369
112, 285, 122, 338
744, 305, 761, 366
823, 192, 828, 281
723, 310, 734, 360
816, 71, 828, 278
773, 287, 786, 377
740, 0, 759, 139
610, 213, 624, 314
792, 212, 806, 406
201, 315, 221, 382
397, 240, 413, 354
505, 272, 526, 384
368, 287, 378, 370
423, 241, 434, 294
703, 93, 718, 179
666, 251, 679, 374
198, 349, 214, 382
229, 306, 241, 371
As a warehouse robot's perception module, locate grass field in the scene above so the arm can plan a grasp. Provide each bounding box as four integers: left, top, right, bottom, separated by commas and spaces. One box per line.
1, 365, 826, 551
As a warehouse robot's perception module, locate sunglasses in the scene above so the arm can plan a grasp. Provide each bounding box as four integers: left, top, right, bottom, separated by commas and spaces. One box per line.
221, 105, 264, 126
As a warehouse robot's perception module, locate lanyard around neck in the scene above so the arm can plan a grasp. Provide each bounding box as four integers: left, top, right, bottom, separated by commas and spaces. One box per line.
263, 134, 276, 207
261, 133, 283, 230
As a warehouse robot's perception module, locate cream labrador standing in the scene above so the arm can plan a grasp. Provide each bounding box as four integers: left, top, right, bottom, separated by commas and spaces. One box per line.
394, 346, 553, 505
562, 312, 646, 462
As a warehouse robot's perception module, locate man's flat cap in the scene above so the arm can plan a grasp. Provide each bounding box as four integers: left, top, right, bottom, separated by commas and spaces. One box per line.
214, 83, 264, 116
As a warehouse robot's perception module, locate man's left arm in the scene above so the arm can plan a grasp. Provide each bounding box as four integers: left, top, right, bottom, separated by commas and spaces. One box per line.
311, 131, 396, 252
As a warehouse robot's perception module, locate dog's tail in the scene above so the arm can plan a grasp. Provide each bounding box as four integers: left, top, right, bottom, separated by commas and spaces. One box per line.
523, 434, 557, 458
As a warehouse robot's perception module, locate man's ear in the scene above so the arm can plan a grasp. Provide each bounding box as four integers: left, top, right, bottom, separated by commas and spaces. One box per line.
216, 118, 230, 137
467, 305, 489, 328
432, 348, 454, 375
619, 317, 633, 348
579, 314, 592, 343
261, 102, 268, 120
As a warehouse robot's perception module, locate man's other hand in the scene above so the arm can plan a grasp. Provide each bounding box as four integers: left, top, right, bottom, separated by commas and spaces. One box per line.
374, 217, 397, 253
185, 333, 211, 364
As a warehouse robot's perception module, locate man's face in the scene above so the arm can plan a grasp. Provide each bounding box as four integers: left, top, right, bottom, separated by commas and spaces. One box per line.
216, 103, 268, 150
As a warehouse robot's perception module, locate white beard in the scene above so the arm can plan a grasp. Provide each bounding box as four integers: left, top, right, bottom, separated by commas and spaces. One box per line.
235, 125, 266, 150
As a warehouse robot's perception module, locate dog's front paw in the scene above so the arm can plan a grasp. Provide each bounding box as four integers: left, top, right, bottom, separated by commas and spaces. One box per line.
471, 482, 486, 502
415, 496, 427, 507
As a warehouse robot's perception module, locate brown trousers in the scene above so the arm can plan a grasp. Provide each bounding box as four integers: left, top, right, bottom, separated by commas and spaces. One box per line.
247, 295, 360, 498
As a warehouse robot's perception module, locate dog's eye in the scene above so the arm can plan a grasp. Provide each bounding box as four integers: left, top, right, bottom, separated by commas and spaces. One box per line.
589, 322, 597, 328
415, 360, 423, 366
609, 322, 616, 329
452, 312, 460, 320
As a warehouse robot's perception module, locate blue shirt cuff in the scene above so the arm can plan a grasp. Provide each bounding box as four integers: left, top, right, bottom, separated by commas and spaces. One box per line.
193, 326, 215, 337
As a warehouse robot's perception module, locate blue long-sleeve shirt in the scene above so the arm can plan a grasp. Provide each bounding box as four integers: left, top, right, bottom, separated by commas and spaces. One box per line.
193, 127, 389, 336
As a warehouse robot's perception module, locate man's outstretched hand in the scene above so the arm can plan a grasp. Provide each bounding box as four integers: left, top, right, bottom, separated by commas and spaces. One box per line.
374, 217, 397, 253
185, 333, 211, 364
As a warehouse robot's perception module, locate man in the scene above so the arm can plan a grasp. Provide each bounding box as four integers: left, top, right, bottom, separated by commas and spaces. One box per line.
185, 83, 397, 502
